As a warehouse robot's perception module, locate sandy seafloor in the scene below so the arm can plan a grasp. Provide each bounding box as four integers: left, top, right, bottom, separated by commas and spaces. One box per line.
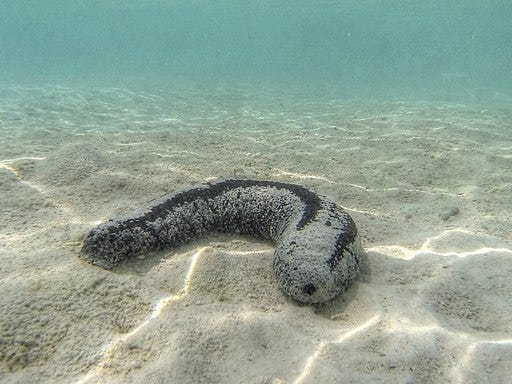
0, 85, 511, 384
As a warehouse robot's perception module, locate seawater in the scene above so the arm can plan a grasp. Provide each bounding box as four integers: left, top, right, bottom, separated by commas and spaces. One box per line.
1, 0, 511, 103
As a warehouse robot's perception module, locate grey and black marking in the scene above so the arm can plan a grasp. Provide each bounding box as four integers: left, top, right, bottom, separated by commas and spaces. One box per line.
80, 179, 362, 303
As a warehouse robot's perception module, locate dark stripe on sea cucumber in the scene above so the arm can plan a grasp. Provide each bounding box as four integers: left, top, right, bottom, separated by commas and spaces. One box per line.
80, 179, 362, 304
135, 179, 322, 231
326, 207, 359, 270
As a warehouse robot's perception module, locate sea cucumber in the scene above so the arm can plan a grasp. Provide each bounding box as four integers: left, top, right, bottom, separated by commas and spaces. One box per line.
80, 179, 363, 303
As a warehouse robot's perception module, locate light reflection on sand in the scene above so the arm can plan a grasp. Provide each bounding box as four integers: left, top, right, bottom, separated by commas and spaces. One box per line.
76, 247, 206, 384
293, 314, 381, 384
1, 86, 510, 383
0, 158, 47, 194
369, 228, 512, 260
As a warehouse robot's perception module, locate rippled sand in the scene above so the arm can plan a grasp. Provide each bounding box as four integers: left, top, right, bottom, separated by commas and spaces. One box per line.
1, 85, 511, 383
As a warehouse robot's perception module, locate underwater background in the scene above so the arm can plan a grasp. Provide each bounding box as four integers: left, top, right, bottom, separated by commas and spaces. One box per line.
1, 0, 511, 102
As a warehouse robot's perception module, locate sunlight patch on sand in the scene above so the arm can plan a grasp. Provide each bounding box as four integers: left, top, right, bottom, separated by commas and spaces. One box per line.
115, 141, 149, 146
292, 309, 511, 384
368, 229, 512, 260
384, 316, 512, 384
371, 186, 456, 197
369, 244, 512, 260
153, 149, 207, 158
346, 182, 457, 197
272, 169, 335, 183
0, 158, 46, 194
453, 339, 512, 384
222, 249, 270, 256
344, 206, 388, 217
75, 247, 206, 384
293, 314, 381, 384
0, 228, 51, 243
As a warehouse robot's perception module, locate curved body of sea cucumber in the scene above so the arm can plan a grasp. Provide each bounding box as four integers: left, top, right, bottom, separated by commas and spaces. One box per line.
80, 179, 362, 303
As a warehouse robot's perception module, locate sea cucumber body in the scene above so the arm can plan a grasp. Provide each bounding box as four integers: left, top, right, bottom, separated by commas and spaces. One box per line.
80, 179, 362, 303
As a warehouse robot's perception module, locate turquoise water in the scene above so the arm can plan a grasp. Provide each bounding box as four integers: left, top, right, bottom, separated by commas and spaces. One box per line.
1, 1, 511, 102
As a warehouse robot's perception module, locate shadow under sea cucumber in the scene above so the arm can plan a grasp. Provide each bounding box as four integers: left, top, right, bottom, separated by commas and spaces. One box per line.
80, 179, 363, 304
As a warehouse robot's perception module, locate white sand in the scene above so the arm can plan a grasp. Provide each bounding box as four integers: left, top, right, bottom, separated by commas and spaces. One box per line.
0, 85, 511, 383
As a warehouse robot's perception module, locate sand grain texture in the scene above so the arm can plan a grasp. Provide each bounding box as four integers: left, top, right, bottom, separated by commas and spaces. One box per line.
0, 86, 511, 383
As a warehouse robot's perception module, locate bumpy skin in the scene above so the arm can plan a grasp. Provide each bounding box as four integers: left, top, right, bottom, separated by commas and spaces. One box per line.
80, 179, 362, 303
